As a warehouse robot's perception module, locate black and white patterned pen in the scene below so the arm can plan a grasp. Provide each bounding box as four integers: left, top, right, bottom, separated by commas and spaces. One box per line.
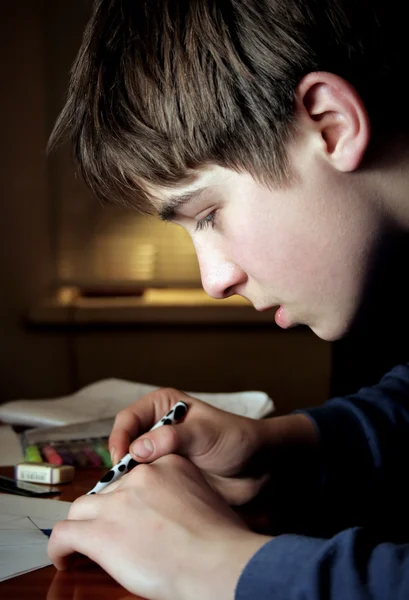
87, 401, 188, 495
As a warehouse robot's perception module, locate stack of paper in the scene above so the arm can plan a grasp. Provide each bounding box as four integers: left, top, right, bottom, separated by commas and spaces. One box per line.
0, 378, 274, 427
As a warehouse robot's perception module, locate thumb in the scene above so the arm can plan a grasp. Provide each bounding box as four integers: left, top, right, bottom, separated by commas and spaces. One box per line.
129, 421, 196, 462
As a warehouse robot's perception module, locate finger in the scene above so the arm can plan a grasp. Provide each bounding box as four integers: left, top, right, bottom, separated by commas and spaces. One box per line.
109, 388, 192, 463
67, 493, 107, 520
109, 409, 140, 465
48, 519, 96, 570
129, 417, 214, 463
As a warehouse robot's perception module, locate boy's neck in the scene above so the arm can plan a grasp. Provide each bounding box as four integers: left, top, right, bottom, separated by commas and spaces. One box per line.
370, 131, 409, 231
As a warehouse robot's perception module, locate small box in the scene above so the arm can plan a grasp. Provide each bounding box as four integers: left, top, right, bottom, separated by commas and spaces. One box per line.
15, 462, 75, 485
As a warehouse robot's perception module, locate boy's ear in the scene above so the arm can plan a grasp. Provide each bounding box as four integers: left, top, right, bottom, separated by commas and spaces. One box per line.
295, 72, 371, 172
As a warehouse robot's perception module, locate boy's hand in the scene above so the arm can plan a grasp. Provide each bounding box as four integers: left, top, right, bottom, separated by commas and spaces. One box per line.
109, 388, 318, 506
48, 455, 270, 600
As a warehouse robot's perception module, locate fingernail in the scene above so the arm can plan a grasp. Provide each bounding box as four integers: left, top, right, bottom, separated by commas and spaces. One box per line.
131, 438, 153, 458
110, 447, 116, 464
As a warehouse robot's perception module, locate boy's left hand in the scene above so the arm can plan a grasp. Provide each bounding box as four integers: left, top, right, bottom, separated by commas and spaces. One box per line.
48, 455, 270, 600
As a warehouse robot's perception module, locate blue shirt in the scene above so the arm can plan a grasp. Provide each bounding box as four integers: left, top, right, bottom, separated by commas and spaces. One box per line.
236, 363, 409, 599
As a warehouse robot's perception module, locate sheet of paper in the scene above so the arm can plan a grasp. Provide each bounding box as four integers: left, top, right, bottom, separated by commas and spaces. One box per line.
0, 378, 274, 427
0, 425, 24, 466
0, 494, 72, 582
0, 494, 72, 528
0, 514, 50, 582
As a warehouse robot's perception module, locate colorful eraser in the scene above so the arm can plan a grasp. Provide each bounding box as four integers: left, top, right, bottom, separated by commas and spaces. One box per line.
15, 462, 75, 484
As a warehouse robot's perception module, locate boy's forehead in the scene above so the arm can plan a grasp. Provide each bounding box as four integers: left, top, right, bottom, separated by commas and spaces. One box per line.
147, 165, 232, 211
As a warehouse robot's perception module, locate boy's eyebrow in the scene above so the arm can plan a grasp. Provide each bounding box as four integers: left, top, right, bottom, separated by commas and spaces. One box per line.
158, 188, 206, 222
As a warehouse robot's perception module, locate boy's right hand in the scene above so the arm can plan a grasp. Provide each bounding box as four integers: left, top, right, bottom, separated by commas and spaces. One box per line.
108, 387, 318, 506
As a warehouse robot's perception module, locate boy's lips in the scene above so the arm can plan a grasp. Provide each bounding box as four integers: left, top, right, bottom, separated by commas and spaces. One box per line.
255, 304, 293, 328
274, 306, 292, 329
255, 304, 295, 329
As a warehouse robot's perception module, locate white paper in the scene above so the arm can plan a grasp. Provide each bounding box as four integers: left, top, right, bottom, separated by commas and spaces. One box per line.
0, 425, 24, 466
0, 495, 72, 527
190, 389, 273, 419
0, 495, 72, 582
0, 514, 50, 582
0, 378, 274, 427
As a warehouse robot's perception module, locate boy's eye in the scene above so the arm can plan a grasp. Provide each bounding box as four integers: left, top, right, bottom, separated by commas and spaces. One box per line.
195, 210, 217, 232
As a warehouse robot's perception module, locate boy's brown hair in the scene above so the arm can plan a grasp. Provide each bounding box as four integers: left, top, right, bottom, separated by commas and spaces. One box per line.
49, 0, 407, 211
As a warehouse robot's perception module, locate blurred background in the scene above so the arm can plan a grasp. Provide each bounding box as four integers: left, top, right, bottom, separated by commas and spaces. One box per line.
1, 1, 408, 413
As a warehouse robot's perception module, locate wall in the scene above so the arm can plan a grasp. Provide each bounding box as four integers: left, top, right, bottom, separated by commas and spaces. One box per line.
0, 1, 71, 401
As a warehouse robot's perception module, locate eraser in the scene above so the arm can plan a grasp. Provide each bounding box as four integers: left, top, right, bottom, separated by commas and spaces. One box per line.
15, 462, 75, 484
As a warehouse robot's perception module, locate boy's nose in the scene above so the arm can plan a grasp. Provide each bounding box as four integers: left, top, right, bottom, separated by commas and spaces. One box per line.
198, 253, 246, 300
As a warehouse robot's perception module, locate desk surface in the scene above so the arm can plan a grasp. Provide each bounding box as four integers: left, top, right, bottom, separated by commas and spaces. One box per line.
0, 465, 274, 600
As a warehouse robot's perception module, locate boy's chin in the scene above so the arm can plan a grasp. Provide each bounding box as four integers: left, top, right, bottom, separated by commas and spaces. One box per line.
309, 318, 351, 342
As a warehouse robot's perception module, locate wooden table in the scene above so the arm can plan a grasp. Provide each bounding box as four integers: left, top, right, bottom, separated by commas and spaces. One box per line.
0, 465, 276, 600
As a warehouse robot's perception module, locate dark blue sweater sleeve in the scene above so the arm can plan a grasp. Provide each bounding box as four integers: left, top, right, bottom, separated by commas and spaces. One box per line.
303, 362, 409, 528
236, 529, 409, 600
236, 363, 409, 599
